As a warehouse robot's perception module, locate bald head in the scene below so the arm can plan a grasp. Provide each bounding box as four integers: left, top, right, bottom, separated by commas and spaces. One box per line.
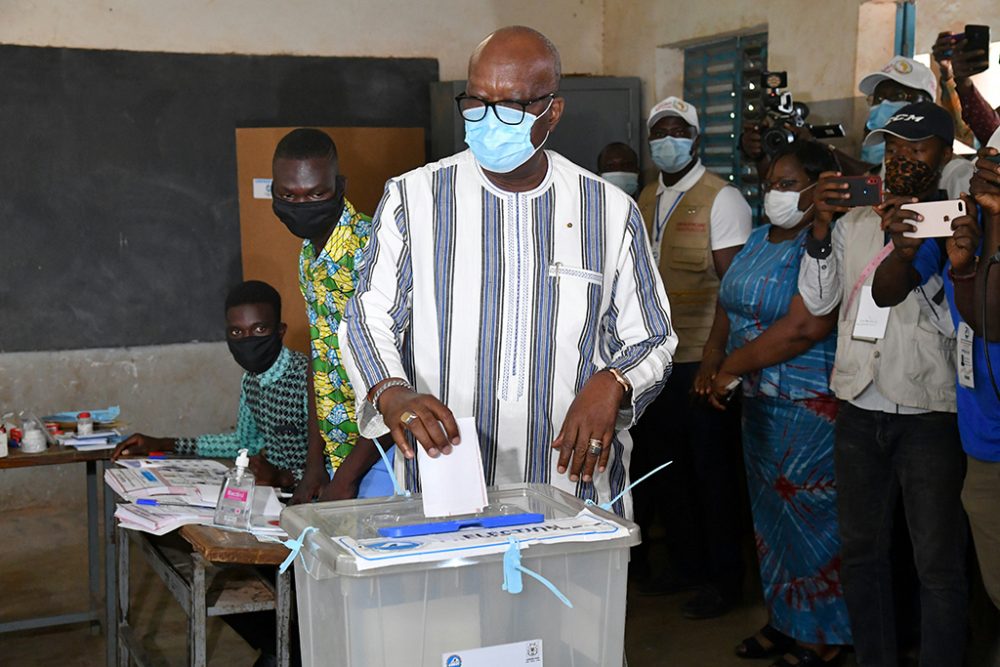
468, 26, 561, 96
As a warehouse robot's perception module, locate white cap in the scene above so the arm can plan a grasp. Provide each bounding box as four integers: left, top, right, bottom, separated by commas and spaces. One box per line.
647, 96, 699, 132
236, 448, 250, 469
858, 56, 937, 100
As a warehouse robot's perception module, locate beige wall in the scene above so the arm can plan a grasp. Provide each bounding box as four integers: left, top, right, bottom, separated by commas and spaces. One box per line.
0, 0, 604, 81
604, 0, 870, 113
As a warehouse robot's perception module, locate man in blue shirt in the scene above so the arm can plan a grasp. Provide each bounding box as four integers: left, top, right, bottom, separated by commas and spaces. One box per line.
876, 133, 1000, 624
876, 136, 1000, 614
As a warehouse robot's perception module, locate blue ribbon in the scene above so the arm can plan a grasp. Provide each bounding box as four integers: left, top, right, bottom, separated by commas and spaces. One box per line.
586, 459, 673, 512
373, 438, 410, 498
502, 536, 573, 608
278, 525, 318, 574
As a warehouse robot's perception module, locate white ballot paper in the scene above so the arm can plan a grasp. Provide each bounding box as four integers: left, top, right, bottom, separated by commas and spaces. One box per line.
417, 416, 488, 517
852, 286, 890, 341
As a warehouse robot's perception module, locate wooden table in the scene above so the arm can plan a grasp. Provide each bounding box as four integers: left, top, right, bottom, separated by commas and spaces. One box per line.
0, 445, 117, 666
115, 521, 292, 667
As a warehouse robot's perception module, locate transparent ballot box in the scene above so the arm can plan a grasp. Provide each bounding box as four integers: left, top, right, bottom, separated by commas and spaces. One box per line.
280, 483, 639, 667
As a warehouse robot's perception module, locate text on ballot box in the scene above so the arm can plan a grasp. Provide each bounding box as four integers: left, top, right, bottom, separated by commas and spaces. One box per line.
444, 638, 542, 666
280, 483, 639, 667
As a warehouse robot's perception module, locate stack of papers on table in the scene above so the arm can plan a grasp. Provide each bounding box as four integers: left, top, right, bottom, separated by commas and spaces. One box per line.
57, 430, 123, 450
109, 459, 285, 539
105, 459, 229, 497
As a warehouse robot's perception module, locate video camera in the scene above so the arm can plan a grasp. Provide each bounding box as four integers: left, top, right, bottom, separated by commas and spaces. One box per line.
746, 71, 845, 156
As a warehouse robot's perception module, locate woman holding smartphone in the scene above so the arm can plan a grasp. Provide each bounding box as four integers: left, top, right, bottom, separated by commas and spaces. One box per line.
695, 140, 850, 666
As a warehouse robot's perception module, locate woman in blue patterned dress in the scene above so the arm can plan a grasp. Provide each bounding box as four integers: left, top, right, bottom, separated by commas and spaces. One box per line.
695, 141, 851, 666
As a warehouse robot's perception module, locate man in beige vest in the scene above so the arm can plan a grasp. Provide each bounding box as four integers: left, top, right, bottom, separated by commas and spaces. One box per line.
630, 96, 752, 619
798, 103, 967, 667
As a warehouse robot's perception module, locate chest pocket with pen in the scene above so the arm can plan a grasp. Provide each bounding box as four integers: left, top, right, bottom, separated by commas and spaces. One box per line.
548, 262, 603, 286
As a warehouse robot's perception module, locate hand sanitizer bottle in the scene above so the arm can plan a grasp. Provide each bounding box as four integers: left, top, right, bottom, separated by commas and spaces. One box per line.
214, 448, 255, 529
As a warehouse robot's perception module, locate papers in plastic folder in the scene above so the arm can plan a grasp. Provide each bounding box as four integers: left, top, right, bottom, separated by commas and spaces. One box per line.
417, 416, 488, 518
336, 510, 628, 571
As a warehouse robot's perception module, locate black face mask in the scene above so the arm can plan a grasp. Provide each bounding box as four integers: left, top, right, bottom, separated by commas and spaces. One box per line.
272, 175, 347, 239
227, 332, 283, 374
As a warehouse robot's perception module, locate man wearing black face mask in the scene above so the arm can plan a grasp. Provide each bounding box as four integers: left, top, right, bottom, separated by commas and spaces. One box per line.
270, 128, 392, 504
113, 281, 310, 490
798, 103, 968, 667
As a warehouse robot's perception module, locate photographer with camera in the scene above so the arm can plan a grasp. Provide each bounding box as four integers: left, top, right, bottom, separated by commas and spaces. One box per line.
741, 57, 974, 202
859, 56, 974, 203
630, 96, 751, 619
933, 28, 999, 146
798, 103, 967, 667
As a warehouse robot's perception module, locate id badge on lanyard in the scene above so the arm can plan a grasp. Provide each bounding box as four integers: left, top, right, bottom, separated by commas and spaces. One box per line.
851, 285, 891, 341
957, 321, 975, 389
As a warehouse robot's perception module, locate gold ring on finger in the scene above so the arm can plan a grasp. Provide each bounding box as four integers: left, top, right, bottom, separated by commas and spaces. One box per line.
400, 411, 419, 427
587, 438, 603, 456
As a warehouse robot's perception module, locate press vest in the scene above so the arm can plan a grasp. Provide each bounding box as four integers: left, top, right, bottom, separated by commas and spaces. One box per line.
829, 208, 956, 412
639, 170, 727, 363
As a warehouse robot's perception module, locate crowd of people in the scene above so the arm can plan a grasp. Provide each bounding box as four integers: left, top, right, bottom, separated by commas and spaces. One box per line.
603, 29, 1000, 667
113, 23, 999, 667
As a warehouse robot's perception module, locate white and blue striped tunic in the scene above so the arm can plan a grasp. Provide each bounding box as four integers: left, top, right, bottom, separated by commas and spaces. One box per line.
339, 149, 676, 516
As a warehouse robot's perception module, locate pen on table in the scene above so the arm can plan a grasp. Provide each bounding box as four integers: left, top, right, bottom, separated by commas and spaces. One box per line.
135, 498, 214, 508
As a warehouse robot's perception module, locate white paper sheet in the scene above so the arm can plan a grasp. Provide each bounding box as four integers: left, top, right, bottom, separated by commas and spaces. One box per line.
852, 286, 890, 341
417, 416, 488, 518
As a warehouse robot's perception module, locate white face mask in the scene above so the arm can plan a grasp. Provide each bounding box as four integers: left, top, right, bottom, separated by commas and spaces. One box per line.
764, 183, 815, 229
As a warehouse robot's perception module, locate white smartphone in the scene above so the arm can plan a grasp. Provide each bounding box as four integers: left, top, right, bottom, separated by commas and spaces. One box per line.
901, 199, 966, 238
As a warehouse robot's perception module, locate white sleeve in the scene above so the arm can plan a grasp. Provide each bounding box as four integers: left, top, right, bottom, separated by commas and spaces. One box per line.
940, 156, 974, 199
339, 180, 412, 439
708, 185, 753, 250
798, 222, 845, 317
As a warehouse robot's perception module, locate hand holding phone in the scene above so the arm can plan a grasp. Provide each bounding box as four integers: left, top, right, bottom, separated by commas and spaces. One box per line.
901, 199, 967, 238
954, 25, 991, 78
827, 175, 882, 208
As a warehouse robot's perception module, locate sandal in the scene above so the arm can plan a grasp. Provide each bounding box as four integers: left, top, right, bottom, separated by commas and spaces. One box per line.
735, 624, 795, 659
770, 646, 844, 667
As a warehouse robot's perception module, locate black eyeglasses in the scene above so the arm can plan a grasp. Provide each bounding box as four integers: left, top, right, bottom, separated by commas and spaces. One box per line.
455, 92, 556, 126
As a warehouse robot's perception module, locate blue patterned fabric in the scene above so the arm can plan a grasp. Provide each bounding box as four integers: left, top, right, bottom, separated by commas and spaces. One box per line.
719, 225, 836, 400
720, 224, 850, 644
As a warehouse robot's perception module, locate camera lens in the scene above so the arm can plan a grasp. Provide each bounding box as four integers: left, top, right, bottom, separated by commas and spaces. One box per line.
762, 127, 794, 155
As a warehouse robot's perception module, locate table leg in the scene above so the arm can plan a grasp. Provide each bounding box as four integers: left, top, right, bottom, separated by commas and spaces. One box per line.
116, 525, 130, 667
276, 568, 292, 667
86, 460, 100, 635
190, 553, 208, 667
105, 462, 119, 667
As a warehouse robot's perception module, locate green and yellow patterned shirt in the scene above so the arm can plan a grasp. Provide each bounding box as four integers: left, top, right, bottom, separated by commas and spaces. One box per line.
298, 198, 372, 471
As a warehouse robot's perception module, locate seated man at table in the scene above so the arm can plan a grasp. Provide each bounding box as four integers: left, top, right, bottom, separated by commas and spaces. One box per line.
113, 280, 310, 490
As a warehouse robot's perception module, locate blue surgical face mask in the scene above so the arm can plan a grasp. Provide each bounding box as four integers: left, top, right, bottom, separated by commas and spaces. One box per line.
600, 171, 640, 196
866, 100, 908, 131
463, 99, 553, 174
650, 136, 695, 174
860, 142, 886, 165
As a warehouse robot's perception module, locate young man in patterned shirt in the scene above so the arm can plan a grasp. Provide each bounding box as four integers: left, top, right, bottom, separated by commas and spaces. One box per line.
113, 281, 309, 489
270, 128, 391, 502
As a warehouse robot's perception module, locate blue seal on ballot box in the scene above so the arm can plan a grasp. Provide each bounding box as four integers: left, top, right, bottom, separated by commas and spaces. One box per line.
446, 656, 462, 667
367, 540, 420, 552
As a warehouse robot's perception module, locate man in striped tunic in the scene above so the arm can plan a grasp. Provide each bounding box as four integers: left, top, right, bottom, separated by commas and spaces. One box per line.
339, 26, 676, 517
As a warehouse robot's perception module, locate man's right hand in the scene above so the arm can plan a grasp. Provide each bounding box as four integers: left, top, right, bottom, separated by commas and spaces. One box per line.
112, 434, 176, 460
875, 194, 923, 261
377, 385, 460, 459
811, 171, 851, 239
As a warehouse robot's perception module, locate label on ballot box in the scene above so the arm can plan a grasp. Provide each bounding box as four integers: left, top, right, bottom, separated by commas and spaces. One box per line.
443, 638, 542, 666
336, 510, 626, 572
